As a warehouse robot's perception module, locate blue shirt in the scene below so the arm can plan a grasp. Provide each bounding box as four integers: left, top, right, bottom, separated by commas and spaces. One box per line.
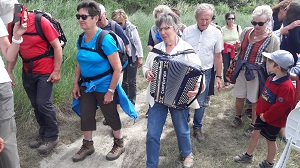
76, 28, 118, 92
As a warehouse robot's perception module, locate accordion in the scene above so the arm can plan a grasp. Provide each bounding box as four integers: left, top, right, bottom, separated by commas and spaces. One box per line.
150, 55, 204, 109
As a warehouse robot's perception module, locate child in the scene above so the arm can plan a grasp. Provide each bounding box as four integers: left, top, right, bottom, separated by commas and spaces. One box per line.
234, 50, 295, 168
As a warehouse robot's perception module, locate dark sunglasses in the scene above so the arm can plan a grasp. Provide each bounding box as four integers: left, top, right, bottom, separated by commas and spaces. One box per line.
117, 22, 123, 25
251, 20, 267, 26
227, 18, 235, 20
76, 14, 91, 20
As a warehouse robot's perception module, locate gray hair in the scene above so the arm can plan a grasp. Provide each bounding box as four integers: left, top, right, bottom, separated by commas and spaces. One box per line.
252, 5, 273, 21
194, 3, 215, 19
153, 5, 172, 19
99, 4, 106, 16
155, 12, 180, 30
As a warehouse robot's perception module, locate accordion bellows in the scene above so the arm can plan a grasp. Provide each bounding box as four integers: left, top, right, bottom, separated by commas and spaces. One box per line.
150, 56, 204, 109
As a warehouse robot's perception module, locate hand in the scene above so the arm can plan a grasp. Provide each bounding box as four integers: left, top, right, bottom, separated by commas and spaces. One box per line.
137, 58, 143, 68
8, 72, 16, 87
13, 21, 27, 38
47, 71, 60, 83
72, 84, 81, 99
260, 114, 266, 122
146, 70, 154, 82
0, 137, 4, 153
215, 77, 223, 92
103, 91, 114, 104
233, 40, 241, 51
187, 83, 200, 98
289, 20, 300, 30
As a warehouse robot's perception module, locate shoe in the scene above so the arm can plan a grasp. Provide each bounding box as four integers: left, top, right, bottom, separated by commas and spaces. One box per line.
231, 116, 242, 128
234, 152, 253, 163
243, 124, 254, 138
72, 139, 95, 162
254, 160, 274, 168
204, 96, 211, 107
183, 153, 194, 168
37, 139, 58, 154
193, 128, 204, 142
29, 136, 44, 149
106, 138, 125, 161
244, 109, 252, 119
103, 118, 108, 126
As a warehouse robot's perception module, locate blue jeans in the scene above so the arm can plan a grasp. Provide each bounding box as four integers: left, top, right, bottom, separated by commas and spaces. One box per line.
146, 103, 192, 168
193, 69, 211, 128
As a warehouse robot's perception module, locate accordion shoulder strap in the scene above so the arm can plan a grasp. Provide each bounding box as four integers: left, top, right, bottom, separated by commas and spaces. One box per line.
150, 48, 196, 56
187, 74, 204, 107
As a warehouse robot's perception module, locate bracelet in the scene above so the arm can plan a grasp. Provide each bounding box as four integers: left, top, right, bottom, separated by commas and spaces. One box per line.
108, 88, 115, 94
216, 75, 222, 79
12, 36, 23, 44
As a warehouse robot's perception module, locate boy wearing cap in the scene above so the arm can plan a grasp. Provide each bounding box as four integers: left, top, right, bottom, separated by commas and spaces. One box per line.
234, 50, 295, 168
0, 0, 27, 167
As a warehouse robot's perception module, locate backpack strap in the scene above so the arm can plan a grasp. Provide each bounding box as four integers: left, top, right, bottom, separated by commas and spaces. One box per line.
150, 48, 169, 56
151, 48, 195, 56
111, 20, 116, 33
35, 14, 47, 41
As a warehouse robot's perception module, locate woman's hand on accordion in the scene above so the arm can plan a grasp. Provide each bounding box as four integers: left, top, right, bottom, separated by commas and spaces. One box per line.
146, 70, 154, 82
187, 83, 200, 98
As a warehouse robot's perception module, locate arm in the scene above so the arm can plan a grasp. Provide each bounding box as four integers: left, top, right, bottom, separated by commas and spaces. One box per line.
104, 52, 122, 104
6, 58, 18, 87
132, 28, 143, 67
0, 137, 4, 153
47, 38, 62, 83
280, 20, 300, 35
214, 52, 223, 92
72, 64, 81, 99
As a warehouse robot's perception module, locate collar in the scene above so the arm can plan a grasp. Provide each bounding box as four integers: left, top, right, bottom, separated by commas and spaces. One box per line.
269, 73, 291, 85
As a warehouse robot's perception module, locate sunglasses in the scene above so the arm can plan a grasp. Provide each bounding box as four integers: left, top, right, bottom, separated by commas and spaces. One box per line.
227, 18, 235, 20
251, 20, 267, 26
76, 14, 91, 20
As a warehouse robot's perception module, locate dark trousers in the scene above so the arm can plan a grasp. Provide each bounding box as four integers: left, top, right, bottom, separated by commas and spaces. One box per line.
222, 52, 231, 83
22, 72, 58, 141
122, 58, 138, 105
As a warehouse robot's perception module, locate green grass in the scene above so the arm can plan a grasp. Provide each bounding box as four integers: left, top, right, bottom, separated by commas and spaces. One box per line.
10, 0, 300, 167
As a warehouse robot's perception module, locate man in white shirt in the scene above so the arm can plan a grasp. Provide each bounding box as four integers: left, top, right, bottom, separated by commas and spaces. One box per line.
0, 0, 27, 167
182, 3, 223, 142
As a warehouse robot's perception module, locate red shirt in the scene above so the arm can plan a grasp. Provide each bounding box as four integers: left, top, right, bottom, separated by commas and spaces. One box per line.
256, 74, 295, 128
8, 13, 59, 74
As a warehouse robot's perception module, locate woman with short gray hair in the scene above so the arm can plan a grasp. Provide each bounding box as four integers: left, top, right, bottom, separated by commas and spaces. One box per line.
143, 12, 203, 168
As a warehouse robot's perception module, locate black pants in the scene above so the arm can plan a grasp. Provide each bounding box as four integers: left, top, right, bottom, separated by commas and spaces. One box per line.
122, 58, 138, 105
22, 72, 59, 141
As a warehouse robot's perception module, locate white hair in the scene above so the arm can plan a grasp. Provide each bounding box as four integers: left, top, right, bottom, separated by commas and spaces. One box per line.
252, 5, 273, 20
99, 4, 106, 16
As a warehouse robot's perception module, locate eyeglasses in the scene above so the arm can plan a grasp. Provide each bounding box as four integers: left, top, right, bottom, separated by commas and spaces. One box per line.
251, 20, 267, 26
227, 18, 235, 20
117, 22, 123, 25
158, 26, 173, 32
76, 14, 91, 20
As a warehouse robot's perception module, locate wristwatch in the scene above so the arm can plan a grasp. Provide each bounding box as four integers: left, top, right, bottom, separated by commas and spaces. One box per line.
108, 89, 115, 94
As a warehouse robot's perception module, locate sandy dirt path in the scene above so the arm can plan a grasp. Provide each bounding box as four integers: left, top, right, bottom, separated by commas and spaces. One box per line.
40, 89, 159, 168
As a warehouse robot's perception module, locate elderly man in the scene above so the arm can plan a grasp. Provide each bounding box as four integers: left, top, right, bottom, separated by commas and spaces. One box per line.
182, 3, 223, 142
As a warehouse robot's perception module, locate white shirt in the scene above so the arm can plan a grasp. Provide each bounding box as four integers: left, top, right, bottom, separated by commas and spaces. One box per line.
143, 38, 205, 108
182, 24, 223, 70
0, 18, 12, 84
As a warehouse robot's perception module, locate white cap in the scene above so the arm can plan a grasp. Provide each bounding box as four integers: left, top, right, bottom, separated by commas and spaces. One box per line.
0, 0, 19, 24
262, 50, 294, 69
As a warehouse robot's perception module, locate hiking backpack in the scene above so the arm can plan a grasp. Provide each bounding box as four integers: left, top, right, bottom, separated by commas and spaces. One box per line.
11, 10, 67, 73
78, 30, 129, 73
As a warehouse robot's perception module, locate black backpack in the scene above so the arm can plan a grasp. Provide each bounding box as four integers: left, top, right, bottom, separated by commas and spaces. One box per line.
12, 10, 67, 73
78, 30, 129, 73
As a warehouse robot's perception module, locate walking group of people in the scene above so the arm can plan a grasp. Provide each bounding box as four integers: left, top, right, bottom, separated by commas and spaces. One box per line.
1, 0, 300, 168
